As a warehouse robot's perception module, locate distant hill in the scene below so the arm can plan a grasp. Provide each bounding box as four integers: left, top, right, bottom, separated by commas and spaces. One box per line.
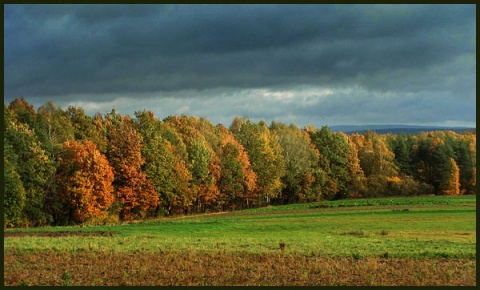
329, 125, 476, 135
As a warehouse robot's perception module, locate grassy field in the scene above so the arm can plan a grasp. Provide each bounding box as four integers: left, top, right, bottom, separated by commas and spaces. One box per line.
4, 195, 476, 286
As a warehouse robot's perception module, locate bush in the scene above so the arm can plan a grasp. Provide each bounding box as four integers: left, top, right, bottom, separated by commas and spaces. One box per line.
84, 212, 119, 226
387, 175, 434, 196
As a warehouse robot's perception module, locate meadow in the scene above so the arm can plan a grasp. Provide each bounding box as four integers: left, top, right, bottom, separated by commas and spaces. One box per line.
4, 195, 476, 286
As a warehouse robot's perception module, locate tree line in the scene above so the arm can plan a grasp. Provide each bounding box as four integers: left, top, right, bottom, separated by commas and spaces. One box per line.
4, 98, 476, 227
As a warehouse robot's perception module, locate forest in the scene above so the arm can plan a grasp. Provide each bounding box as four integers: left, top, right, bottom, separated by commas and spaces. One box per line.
4, 98, 476, 228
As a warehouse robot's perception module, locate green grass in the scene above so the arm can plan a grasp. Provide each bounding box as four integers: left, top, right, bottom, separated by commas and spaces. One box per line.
242, 195, 476, 212
4, 196, 476, 259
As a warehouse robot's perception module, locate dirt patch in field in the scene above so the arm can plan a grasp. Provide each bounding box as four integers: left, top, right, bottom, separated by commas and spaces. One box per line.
3, 250, 476, 286
4, 231, 115, 238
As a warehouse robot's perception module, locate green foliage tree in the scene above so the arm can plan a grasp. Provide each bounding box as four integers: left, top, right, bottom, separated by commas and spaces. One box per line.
422, 136, 455, 194
409, 132, 472, 195
271, 122, 320, 204
190, 117, 224, 211
308, 126, 352, 200
4, 107, 55, 226
35, 101, 75, 159
217, 142, 244, 207
217, 124, 258, 210
164, 115, 221, 213
4, 139, 27, 228
387, 133, 414, 176
231, 117, 286, 206
6, 98, 37, 130
66, 106, 108, 153
135, 110, 193, 215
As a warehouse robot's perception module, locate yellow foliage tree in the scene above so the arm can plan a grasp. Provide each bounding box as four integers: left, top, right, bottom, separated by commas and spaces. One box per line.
439, 158, 461, 196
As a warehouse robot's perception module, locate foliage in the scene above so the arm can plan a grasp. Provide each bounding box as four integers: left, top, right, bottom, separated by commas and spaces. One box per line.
164, 115, 221, 213
271, 122, 320, 203
134, 111, 193, 215
4, 106, 55, 226
3, 196, 476, 285
438, 158, 460, 196
230, 117, 286, 206
217, 125, 258, 209
66, 106, 108, 153
105, 110, 159, 220
6, 98, 37, 129
4, 142, 27, 228
56, 140, 115, 224
308, 126, 354, 200
3, 99, 476, 227
35, 100, 75, 159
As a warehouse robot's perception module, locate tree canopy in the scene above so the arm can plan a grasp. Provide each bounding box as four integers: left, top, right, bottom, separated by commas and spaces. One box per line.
3, 98, 476, 227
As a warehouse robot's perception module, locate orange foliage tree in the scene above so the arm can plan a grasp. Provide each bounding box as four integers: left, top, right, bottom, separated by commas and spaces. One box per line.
105, 111, 159, 220
56, 140, 114, 224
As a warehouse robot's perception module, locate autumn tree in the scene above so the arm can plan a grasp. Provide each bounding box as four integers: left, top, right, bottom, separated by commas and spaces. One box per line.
56, 140, 114, 224
190, 139, 220, 212
340, 132, 366, 198
4, 97, 475, 226
105, 110, 159, 220
158, 121, 194, 213
135, 110, 193, 215
451, 135, 476, 195
348, 132, 403, 197
357, 131, 398, 178
164, 115, 221, 213
230, 117, 286, 206
438, 157, 461, 196
190, 117, 224, 211
217, 124, 258, 209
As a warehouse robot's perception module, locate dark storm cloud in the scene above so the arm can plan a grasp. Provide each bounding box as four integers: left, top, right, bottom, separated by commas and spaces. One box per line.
4, 4, 476, 127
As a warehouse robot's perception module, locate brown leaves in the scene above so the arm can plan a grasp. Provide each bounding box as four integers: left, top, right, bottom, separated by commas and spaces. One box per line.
105, 112, 159, 220
56, 140, 114, 223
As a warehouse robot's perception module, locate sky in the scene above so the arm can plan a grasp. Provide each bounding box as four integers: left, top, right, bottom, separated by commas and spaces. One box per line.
4, 4, 476, 128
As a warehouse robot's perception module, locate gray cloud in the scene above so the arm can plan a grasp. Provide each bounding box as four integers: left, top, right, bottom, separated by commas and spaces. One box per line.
4, 4, 476, 127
